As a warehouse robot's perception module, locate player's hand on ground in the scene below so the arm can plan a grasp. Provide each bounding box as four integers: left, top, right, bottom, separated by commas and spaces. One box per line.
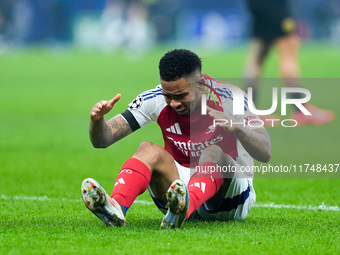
207, 106, 239, 132
90, 94, 121, 121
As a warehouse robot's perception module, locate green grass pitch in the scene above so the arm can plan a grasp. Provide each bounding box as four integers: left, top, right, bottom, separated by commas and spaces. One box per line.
0, 45, 339, 254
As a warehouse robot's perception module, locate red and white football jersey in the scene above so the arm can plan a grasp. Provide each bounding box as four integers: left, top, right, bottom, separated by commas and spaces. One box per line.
121, 75, 263, 168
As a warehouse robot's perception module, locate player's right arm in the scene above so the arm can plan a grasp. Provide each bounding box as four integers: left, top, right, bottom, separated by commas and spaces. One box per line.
89, 94, 132, 148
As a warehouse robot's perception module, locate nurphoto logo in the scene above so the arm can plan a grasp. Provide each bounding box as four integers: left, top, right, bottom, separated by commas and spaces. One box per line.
200, 83, 312, 128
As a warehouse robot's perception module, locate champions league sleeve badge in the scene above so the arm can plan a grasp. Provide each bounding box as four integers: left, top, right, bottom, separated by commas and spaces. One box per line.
128, 95, 143, 110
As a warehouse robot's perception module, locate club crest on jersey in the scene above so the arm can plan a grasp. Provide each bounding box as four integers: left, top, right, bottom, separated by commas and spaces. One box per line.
128, 95, 143, 110
205, 124, 216, 134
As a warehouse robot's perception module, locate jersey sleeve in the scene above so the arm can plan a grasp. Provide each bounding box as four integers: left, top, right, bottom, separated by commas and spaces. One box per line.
237, 91, 265, 130
121, 85, 166, 131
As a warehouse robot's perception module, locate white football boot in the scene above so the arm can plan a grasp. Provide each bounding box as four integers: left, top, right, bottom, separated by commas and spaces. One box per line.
160, 179, 189, 229
81, 178, 126, 227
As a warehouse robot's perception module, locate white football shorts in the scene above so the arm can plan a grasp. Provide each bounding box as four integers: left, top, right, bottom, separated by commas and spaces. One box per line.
148, 160, 256, 221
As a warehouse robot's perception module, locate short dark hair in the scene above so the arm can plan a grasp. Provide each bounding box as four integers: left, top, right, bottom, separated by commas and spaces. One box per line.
159, 49, 202, 82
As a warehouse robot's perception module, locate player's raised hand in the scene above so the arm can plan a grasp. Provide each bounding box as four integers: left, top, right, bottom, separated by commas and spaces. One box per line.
90, 94, 121, 121
207, 106, 239, 132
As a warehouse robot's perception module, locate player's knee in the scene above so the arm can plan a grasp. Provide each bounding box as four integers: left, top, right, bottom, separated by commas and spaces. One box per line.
136, 141, 164, 165
280, 61, 298, 79
137, 141, 159, 154
199, 145, 225, 165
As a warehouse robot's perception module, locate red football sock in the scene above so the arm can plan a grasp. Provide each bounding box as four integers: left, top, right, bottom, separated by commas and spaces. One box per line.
111, 158, 151, 213
186, 162, 223, 218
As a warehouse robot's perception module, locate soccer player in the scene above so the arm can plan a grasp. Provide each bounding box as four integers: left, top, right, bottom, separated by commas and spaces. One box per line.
81, 49, 271, 228
244, 0, 335, 125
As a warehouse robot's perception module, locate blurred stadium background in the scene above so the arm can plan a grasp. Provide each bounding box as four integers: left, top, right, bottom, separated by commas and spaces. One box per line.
1, 1, 339, 254
0, 0, 340, 52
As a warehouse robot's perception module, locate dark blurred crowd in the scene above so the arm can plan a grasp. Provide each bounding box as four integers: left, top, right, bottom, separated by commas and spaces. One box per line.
0, 0, 340, 49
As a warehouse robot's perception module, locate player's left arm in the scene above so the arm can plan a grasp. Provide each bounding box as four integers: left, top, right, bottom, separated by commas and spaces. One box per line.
207, 106, 271, 163
233, 127, 271, 163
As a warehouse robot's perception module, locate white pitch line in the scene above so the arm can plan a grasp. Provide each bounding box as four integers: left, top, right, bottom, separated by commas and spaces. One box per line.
253, 202, 339, 212
0, 195, 154, 204
0, 195, 51, 201
1, 195, 338, 212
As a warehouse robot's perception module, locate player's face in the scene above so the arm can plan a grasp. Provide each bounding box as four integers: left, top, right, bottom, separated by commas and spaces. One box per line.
161, 77, 191, 116
161, 77, 202, 116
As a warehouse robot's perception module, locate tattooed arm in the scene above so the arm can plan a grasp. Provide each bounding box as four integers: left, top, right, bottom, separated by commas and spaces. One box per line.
89, 94, 132, 148
233, 128, 271, 163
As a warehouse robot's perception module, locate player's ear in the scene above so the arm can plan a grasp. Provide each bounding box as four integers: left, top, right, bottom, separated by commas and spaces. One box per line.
200, 76, 206, 84
196, 76, 206, 89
